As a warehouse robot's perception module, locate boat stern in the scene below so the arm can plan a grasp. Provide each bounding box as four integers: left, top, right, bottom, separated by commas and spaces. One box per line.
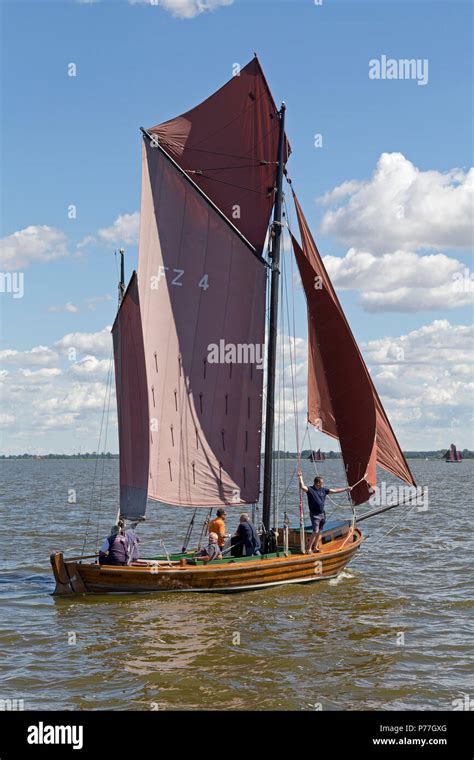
50, 552, 87, 595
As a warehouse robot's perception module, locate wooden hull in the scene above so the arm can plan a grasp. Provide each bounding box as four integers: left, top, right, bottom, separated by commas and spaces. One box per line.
50, 529, 363, 595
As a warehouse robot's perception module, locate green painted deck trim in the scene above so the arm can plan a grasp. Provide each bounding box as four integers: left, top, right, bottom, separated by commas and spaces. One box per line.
144, 550, 300, 564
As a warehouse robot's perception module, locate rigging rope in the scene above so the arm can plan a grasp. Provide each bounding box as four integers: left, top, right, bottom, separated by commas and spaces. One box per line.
191, 173, 270, 196
197, 508, 213, 550
185, 162, 272, 174
94, 366, 114, 552
80, 350, 114, 557
180, 145, 279, 163
283, 194, 306, 552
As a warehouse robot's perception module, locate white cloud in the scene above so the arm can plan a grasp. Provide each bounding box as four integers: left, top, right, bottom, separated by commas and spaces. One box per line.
361, 320, 474, 447
1, 320, 472, 454
18, 368, 62, 381
0, 413, 15, 427
318, 153, 473, 253
0, 326, 117, 454
0, 225, 69, 271
128, 0, 233, 19
324, 248, 474, 312
0, 346, 59, 367
86, 294, 112, 311
37, 382, 110, 414
48, 302, 79, 313
70, 355, 112, 378
363, 319, 474, 368
55, 327, 112, 357
272, 321, 473, 450
318, 179, 363, 205
98, 212, 140, 246
76, 235, 96, 250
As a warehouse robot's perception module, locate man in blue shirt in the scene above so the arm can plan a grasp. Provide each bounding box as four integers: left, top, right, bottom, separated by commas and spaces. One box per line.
298, 473, 351, 554
234, 513, 261, 557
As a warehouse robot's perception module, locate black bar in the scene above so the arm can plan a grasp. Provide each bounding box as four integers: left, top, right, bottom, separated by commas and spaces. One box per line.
262, 103, 286, 532
0, 710, 470, 758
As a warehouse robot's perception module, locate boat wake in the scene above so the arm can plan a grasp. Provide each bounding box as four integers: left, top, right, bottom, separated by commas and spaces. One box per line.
329, 570, 355, 586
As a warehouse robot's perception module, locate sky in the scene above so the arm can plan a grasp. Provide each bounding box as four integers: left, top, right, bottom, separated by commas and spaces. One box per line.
0, 0, 473, 454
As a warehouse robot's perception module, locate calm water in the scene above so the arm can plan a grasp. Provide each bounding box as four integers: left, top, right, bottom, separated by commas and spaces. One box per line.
1, 458, 473, 711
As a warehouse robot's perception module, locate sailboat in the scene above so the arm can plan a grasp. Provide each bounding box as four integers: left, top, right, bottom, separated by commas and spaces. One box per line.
444, 444, 462, 462
308, 449, 325, 462
50, 57, 416, 595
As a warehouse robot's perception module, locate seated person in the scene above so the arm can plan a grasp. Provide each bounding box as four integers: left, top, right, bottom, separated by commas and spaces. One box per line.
234, 513, 261, 557
125, 521, 140, 562
99, 525, 129, 566
194, 532, 222, 562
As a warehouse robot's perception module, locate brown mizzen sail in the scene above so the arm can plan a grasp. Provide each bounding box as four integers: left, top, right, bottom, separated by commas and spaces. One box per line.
290, 191, 416, 506
112, 272, 149, 520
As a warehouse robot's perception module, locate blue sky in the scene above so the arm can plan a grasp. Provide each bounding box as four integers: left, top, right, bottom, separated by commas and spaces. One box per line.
1, 0, 473, 453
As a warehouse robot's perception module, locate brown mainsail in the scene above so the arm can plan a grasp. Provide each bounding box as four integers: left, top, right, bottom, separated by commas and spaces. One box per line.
135, 139, 267, 507
291, 191, 416, 506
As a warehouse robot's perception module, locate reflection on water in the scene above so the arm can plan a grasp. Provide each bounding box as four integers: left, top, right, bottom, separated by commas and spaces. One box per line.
1, 458, 473, 710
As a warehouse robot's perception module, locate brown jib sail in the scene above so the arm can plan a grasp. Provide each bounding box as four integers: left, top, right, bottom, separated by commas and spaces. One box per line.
291, 191, 416, 505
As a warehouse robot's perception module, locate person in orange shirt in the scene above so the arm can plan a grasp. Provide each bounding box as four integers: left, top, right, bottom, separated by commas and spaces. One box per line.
208, 508, 227, 550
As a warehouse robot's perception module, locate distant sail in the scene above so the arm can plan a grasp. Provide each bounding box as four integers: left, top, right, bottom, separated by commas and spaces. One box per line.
291, 191, 416, 506
136, 139, 267, 507
148, 57, 290, 254
112, 273, 149, 520
444, 443, 459, 462
308, 449, 325, 461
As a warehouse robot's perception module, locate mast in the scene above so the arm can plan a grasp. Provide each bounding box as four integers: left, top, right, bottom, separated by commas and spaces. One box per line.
262, 102, 286, 533
118, 248, 125, 304
115, 248, 125, 527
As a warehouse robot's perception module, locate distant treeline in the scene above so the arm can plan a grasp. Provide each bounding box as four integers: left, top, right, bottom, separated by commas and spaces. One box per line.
0, 452, 118, 460
269, 450, 474, 460
2, 449, 473, 460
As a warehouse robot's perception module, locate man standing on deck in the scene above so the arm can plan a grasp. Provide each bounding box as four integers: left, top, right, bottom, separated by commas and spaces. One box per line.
298, 474, 351, 554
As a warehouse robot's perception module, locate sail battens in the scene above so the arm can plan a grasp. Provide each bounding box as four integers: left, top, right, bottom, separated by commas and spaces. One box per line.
291, 191, 415, 505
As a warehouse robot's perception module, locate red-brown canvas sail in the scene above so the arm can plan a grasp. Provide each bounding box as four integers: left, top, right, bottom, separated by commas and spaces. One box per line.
136, 138, 267, 507
148, 57, 289, 254
291, 191, 416, 505
112, 272, 149, 520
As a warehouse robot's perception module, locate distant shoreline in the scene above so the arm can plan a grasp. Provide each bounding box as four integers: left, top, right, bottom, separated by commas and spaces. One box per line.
1, 450, 473, 460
